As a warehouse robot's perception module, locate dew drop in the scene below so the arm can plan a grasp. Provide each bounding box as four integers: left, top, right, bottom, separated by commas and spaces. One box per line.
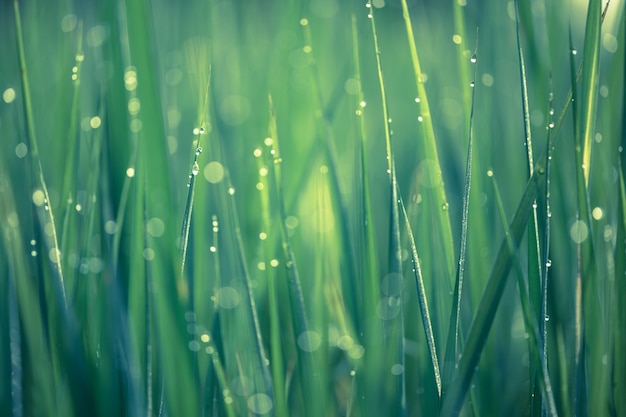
441, 202, 449, 211
470, 54, 477, 63
546, 259, 552, 268
192, 162, 200, 176
368, 13, 373, 18
195, 147, 203, 156
199, 127, 205, 134
548, 122, 555, 129
571, 49, 577, 55
228, 187, 236, 195
470, 81, 475, 88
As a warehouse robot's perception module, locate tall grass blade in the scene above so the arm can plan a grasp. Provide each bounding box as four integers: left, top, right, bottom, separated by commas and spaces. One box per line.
580, 0, 602, 187
400, 0, 456, 286
351, 14, 379, 333
399, 197, 441, 398
439, 167, 541, 416
614, 156, 626, 417
180, 69, 211, 279
514, 4, 544, 412
489, 172, 557, 417
369, 4, 406, 414
267, 100, 322, 417
264, 95, 288, 417
12, 0, 66, 305
443, 40, 478, 389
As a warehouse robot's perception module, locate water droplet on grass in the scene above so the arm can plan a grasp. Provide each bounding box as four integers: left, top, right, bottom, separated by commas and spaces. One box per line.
470, 54, 477, 63
191, 162, 199, 176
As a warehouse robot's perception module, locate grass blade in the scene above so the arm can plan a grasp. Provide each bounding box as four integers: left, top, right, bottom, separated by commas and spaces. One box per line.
580, 0, 602, 186
440, 166, 541, 416
489, 171, 557, 417
13, 0, 66, 305
267, 99, 323, 417
443, 39, 478, 389
400, 0, 456, 287
368, 4, 406, 414
400, 197, 441, 398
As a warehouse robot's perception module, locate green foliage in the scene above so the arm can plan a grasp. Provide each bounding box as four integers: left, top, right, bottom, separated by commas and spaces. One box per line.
1, 0, 624, 416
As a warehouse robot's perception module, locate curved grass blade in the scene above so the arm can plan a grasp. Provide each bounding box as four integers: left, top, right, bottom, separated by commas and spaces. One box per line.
13, 0, 66, 306
264, 95, 288, 417
180, 68, 212, 279
368, 4, 406, 414
400, 0, 456, 287
580, 0, 602, 187
399, 196, 441, 398
614, 156, 626, 417
443, 39, 478, 390
489, 171, 557, 417
351, 14, 380, 332
439, 167, 541, 416
514, 4, 545, 411
267, 98, 323, 417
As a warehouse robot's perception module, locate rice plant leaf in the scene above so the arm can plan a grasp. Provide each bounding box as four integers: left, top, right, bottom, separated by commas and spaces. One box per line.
400, 197, 441, 398
12, 0, 66, 305
439, 168, 541, 416
268, 98, 322, 417
614, 157, 626, 417
490, 172, 557, 417
368, 5, 406, 414
443, 39, 477, 389
580, 0, 602, 186
351, 14, 380, 330
514, 5, 544, 410
400, 0, 456, 287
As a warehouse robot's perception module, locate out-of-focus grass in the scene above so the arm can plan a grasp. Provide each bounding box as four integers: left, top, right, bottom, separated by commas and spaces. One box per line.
1, 0, 625, 416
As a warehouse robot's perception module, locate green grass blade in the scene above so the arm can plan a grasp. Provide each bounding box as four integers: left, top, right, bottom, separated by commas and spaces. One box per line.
12, 0, 66, 306
490, 171, 558, 417
400, 197, 441, 398
400, 0, 456, 287
351, 14, 380, 333
440, 168, 541, 416
443, 41, 477, 389
580, 0, 602, 187
264, 95, 288, 417
614, 156, 626, 417
368, 4, 406, 414
514, 5, 544, 411
268, 101, 322, 417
